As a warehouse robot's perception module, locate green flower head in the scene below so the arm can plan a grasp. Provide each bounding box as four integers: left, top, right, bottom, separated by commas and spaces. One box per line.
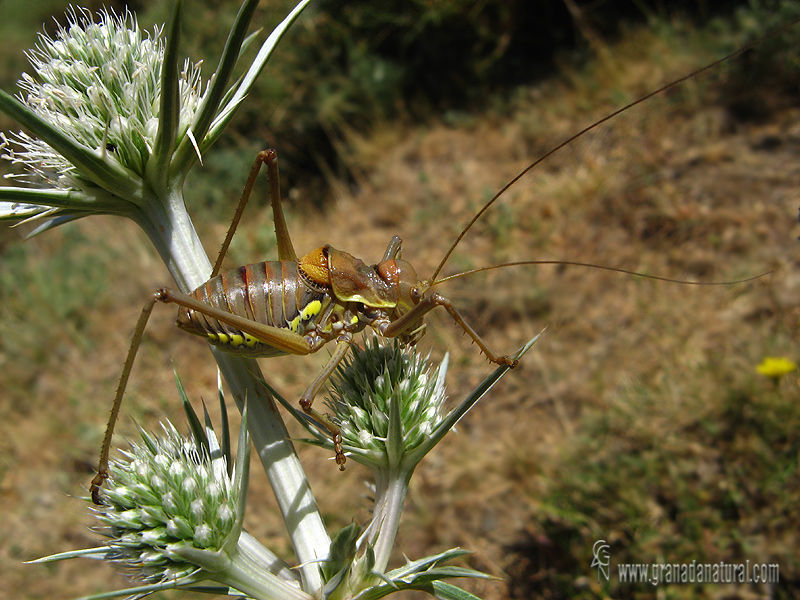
98, 421, 241, 583
327, 338, 449, 470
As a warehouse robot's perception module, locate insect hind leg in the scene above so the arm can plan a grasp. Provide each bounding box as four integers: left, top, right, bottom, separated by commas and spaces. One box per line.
212, 149, 296, 278
154, 287, 348, 469
91, 292, 159, 504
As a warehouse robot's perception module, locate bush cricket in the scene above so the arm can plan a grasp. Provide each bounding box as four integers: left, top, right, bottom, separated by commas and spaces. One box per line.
89, 30, 781, 504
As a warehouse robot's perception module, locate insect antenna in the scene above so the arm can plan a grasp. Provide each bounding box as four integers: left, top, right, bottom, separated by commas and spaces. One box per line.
428, 20, 799, 285
429, 260, 771, 289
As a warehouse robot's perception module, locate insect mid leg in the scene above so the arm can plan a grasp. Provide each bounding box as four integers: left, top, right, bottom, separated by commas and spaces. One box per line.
298, 338, 353, 470
212, 149, 296, 278
91, 293, 159, 504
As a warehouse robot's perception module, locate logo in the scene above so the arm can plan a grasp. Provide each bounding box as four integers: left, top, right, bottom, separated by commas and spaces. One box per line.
591, 539, 611, 582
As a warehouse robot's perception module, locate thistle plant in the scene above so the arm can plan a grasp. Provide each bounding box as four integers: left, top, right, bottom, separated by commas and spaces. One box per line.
1, 2, 540, 598
35, 382, 314, 600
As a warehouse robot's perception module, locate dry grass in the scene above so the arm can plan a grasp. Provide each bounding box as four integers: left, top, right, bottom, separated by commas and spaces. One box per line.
2, 18, 799, 600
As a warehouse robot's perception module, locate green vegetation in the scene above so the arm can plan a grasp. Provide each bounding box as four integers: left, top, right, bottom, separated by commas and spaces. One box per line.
0, 227, 110, 362
520, 367, 800, 598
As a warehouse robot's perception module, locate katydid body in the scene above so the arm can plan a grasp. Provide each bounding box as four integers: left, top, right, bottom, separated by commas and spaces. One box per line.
91, 150, 515, 503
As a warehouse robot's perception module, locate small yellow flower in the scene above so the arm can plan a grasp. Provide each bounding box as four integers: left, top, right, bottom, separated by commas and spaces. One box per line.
756, 357, 797, 378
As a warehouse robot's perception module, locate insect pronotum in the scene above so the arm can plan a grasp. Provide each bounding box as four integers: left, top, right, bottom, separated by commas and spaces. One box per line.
88, 28, 781, 504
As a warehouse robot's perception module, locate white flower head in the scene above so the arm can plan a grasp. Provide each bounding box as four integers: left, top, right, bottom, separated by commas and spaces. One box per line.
0, 0, 314, 234
3, 7, 203, 188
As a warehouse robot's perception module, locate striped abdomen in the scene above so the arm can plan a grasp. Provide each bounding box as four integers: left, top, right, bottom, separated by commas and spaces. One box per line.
176, 261, 327, 357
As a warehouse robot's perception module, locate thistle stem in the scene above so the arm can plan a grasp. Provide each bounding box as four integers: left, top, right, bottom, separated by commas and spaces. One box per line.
208, 537, 314, 600
371, 470, 412, 573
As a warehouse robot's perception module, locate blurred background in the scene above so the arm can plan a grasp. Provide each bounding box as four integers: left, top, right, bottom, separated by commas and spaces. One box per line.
1, 0, 799, 598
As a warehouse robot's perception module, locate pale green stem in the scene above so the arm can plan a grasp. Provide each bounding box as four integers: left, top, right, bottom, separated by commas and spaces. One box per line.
370, 469, 412, 573
208, 536, 314, 600
132, 187, 330, 594
237, 530, 299, 583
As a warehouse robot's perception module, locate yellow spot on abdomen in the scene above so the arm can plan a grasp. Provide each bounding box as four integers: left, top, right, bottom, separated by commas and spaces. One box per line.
301, 300, 322, 321
209, 330, 261, 348
291, 300, 323, 332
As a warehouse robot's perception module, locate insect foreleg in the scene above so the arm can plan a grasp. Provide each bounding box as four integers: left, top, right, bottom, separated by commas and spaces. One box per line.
212, 149, 296, 278
383, 292, 518, 367
91, 293, 159, 504
434, 295, 518, 366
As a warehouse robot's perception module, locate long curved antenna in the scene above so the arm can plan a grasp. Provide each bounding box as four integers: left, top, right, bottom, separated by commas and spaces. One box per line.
430, 260, 771, 287
428, 21, 798, 284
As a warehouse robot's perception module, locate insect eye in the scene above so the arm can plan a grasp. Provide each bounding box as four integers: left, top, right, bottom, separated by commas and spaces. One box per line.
411, 287, 423, 300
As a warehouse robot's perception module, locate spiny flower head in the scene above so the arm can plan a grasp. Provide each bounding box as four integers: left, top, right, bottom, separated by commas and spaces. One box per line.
3, 7, 203, 187
97, 421, 240, 583
327, 338, 448, 469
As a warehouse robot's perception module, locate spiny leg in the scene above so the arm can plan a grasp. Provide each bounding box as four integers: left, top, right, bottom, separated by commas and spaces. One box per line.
265, 150, 297, 262
91, 294, 159, 504
298, 338, 353, 470
212, 149, 296, 278
433, 294, 518, 367
383, 292, 518, 367
91, 284, 312, 504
